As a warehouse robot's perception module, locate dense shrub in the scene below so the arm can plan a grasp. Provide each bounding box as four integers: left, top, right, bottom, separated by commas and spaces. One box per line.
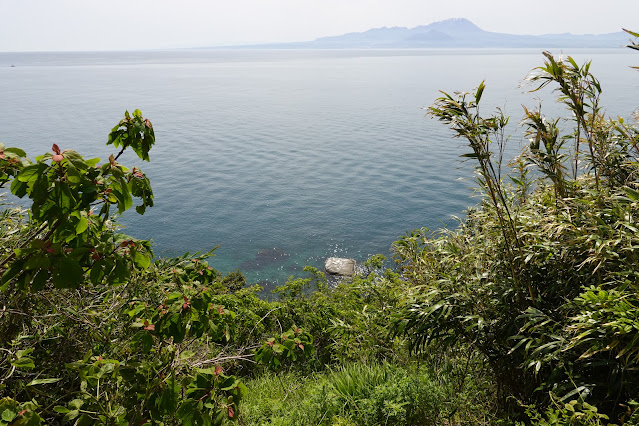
392, 34, 639, 422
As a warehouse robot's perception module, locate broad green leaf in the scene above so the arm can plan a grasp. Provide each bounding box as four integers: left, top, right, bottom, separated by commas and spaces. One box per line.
67, 399, 84, 410
52, 258, 84, 288
17, 164, 45, 182
62, 150, 87, 170
75, 216, 88, 234
84, 157, 100, 167
62, 410, 80, 422
30, 269, 49, 291
175, 400, 198, 426
65, 165, 82, 184
24, 254, 50, 271
159, 376, 179, 414
133, 250, 151, 269
4, 147, 26, 157
1, 409, 16, 422
11, 356, 35, 370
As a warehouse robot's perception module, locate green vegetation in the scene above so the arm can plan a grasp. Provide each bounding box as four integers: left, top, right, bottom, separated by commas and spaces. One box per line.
1, 31, 638, 425
392, 33, 639, 423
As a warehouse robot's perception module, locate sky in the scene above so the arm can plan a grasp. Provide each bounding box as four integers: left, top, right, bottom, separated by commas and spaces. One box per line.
1, 0, 638, 52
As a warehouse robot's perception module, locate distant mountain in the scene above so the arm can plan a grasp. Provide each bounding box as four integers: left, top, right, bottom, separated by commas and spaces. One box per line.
234, 18, 630, 49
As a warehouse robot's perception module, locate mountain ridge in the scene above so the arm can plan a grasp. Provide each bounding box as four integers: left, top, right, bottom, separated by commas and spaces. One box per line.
227, 18, 630, 49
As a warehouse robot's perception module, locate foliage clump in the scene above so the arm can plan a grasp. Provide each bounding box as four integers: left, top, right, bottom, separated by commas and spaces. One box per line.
393, 31, 639, 423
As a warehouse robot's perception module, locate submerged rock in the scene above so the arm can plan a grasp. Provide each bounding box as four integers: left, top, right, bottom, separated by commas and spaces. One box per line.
325, 257, 356, 276
239, 247, 289, 271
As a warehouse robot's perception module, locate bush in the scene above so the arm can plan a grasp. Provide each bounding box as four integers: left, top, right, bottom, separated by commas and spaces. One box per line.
392, 36, 639, 422
0, 112, 250, 424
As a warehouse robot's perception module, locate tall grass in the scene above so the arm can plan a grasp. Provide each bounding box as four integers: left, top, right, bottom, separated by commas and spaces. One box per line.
238, 363, 446, 425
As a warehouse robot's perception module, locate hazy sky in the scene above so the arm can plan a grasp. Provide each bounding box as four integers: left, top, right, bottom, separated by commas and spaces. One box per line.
1, 0, 638, 52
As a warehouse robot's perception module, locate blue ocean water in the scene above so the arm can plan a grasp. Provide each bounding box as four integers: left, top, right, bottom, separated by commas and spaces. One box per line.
0, 48, 637, 287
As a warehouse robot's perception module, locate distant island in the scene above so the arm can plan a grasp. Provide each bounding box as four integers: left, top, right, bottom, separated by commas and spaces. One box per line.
221, 18, 630, 49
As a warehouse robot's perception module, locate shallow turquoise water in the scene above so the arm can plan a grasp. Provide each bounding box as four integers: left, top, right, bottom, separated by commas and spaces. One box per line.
0, 48, 636, 288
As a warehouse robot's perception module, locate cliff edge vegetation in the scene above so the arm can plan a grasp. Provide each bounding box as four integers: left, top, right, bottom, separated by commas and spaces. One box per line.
0, 30, 638, 425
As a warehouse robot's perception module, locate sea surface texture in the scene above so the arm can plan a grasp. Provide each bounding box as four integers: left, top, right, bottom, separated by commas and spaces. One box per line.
1, 49, 636, 287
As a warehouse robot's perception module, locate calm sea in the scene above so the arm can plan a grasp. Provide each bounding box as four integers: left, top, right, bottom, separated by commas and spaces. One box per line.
0, 48, 637, 288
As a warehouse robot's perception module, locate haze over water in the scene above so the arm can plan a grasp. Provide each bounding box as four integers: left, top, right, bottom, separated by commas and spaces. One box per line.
1, 49, 636, 287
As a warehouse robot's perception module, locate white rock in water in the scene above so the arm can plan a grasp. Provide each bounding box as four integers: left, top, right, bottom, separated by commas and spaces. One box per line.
325, 257, 356, 276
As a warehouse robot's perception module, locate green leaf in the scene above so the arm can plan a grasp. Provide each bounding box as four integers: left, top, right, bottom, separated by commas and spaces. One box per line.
623, 186, 639, 201
75, 216, 89, 234
65, 165, 82, 184
179, 350, 196, 360
27, 377, 62, 386
220, 377, 237, 391
10, 177, 28, 198
62, 410, 80, 422
133, 250, 151, 269
1, 409, 16, 422
4, 147, 26, 157
175, 400, 198, 426
1, 259, 25, 289
16, 348, 33, 357
63, 150, 87, 169
68, 399, 84, 410
140, 332, 153, 353
16, 164, 45, 182
30, 269, 49, 291
11, 357, 35, 370
623, 28, 639, 38
24, 254, 50, 271
52, 258, 84, 288
475, 81, 486, 103
159, 376, 179, 415
84, 157, 100, 167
